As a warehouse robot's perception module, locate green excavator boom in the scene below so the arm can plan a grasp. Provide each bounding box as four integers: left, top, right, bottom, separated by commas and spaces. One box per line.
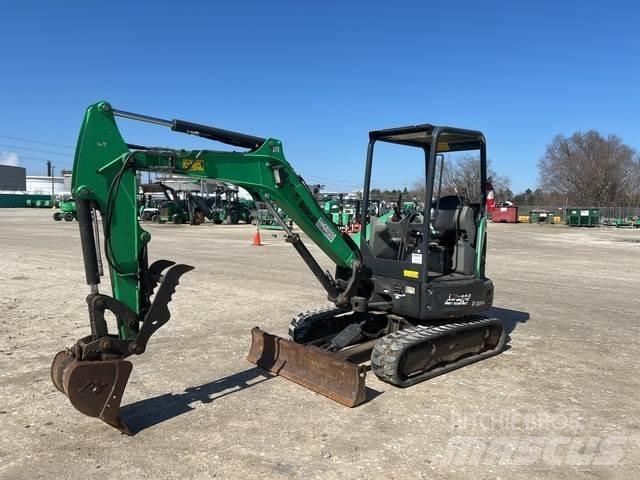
54, 102, 364, 432
71, 101, 360, 338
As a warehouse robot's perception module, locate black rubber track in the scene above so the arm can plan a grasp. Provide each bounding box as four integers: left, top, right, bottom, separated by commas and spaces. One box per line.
288, 306, 351, 344
371, 316, 506, 387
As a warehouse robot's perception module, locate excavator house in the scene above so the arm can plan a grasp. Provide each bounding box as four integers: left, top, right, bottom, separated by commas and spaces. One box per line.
51, 102, 506, 433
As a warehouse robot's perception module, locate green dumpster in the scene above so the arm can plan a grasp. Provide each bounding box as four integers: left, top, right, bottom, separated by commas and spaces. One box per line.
566, 208, 599, 227
529, 209, 551, 223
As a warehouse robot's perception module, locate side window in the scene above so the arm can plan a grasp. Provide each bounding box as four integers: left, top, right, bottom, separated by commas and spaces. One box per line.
366, 141, 426, 257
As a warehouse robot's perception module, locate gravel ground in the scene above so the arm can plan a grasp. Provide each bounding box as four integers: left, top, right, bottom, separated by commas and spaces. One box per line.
0, 209, 638, 479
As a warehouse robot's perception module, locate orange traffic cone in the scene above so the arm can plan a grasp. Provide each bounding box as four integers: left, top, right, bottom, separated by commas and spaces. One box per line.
253, 226, 262, 246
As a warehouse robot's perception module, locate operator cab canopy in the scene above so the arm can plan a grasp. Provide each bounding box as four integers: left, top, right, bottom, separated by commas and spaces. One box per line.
369, 124, 485, 151
362, 123, 487, 274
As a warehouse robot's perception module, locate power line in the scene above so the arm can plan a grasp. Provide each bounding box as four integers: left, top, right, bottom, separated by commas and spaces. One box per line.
304, 174, 361, 188
0, 143, 73, 158
306, 176, 402, 191
0, 135, 74, 149
304, 173, 360, 183
12, 154, 73, 165
307, 181, 361, 191
308, 181, 360, 189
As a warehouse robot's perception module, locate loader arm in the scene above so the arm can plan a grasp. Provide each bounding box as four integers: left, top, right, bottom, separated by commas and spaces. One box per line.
54, 101, 366, 432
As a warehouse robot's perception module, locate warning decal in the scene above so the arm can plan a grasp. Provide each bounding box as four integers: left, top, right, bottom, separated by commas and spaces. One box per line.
316, 217, 337, 243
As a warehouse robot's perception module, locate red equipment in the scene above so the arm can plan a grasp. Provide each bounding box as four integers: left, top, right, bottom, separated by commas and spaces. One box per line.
491, 206, 518, 223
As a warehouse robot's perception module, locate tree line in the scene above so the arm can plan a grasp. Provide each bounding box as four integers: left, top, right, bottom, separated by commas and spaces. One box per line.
536, 131, 640, 207
342, 130, 640, 208
423, 130, 639, 207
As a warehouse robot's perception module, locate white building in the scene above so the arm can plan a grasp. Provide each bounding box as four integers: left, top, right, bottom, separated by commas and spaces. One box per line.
26, 176, 66, 195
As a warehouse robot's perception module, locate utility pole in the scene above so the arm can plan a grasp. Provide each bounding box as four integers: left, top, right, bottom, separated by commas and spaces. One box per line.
47, 160, 52, 177
51, 165, 56, 206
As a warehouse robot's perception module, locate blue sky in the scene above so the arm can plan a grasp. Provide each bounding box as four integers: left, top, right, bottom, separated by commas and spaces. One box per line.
0, 0, 638, 193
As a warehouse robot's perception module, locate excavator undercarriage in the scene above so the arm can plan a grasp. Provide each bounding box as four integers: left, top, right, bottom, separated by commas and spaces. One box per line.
248, 307, 505, 407
52, 102, 506, 433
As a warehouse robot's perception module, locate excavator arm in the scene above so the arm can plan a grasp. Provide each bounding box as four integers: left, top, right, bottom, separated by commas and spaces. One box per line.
73, 102, 360, 323
53, 102, 367, 433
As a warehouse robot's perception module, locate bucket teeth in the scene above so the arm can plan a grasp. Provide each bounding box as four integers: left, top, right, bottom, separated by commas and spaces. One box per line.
247, 327, 366, 407
51, 351, 133, 434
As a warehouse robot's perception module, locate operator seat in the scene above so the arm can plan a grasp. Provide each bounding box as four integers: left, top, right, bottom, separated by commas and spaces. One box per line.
371, 217, 403, 259
456, 205, 478, 246
432, 195, 464, 247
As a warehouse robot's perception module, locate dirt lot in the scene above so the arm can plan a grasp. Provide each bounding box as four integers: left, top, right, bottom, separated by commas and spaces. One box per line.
0, 209, 638, 479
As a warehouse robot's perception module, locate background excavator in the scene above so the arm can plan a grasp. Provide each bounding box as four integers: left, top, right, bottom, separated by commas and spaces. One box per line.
139, 182, 218, 225
51, 102, 506, 434
139, 182, 199, 224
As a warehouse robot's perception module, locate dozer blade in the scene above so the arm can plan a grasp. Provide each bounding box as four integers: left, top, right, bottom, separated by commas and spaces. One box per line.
51, 351, 133, 434
247, 327, 366, 407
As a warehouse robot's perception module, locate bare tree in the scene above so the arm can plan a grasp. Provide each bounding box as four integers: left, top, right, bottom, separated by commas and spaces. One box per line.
622, 158, 640, 206
538, 131, 638, 206
411, 155, 511, 204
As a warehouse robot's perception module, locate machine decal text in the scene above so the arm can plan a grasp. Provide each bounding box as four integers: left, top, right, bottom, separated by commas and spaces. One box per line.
316, 217, 336, 242
444, 293, 472, 306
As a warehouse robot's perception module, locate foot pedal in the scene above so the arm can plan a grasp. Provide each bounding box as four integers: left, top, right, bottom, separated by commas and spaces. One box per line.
328, 321, 365, 350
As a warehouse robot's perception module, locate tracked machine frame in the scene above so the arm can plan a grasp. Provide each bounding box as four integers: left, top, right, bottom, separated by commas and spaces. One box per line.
52, 102, 505, 433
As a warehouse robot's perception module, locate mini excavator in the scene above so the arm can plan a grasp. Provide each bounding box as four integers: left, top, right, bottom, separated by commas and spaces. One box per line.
51, 102, 506, 433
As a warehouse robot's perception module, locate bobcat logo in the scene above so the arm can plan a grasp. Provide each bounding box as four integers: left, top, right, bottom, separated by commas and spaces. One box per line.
79, 380, 109, 395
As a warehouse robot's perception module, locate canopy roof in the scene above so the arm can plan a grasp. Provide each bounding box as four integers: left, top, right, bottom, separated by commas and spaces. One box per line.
369, 124, 484, 152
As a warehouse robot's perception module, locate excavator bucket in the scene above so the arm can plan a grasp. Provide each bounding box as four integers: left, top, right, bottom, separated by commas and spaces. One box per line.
247, 327, 366, 407
51, 351, 133, 434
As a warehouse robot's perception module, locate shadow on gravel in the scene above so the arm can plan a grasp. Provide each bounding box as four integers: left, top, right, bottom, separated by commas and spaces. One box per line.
120, 311, 526, 434
486, 306, 530, 351
487, 306, 530, 334
120, 367, 275, 434
120, 366, 382, 435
